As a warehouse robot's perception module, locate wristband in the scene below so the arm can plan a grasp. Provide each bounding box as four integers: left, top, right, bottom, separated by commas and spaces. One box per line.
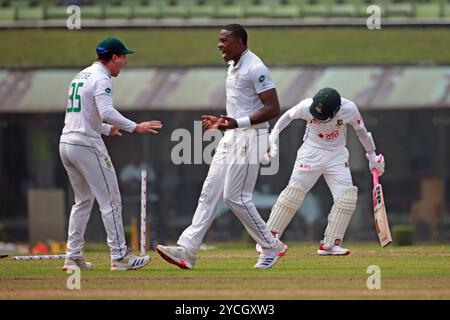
236, 116, 251, 128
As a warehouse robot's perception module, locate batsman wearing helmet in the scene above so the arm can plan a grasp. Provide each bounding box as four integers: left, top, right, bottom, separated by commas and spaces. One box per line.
259, 88, 385, 255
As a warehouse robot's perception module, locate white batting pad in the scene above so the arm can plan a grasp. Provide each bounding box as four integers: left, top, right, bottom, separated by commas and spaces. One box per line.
323, 186, 358, 249
267, 185, 306, 236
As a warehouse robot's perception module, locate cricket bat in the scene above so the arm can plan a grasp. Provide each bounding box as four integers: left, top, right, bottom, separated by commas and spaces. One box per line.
372, 168, 392, 247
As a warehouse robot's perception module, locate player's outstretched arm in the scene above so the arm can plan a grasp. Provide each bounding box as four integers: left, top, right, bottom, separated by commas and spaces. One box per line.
269, 110, 294, 146
134, 120, 163, 134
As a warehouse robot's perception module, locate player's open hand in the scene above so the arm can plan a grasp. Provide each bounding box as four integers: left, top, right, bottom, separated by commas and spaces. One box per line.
109, 126, 122, 137
218, 115, 237, 130
135, 120, 163, 134
201, 115, 220, 130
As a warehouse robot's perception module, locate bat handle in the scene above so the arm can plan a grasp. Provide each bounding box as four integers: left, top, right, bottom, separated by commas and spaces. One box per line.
372, 168, 379, 186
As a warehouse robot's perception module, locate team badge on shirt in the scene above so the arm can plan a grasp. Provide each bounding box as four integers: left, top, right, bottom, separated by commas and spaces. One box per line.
315, 104, 323, 114
258, 75, 265, 83
104, 157, 112, 169
336, 119, 343, 127
105, 88, 111, 94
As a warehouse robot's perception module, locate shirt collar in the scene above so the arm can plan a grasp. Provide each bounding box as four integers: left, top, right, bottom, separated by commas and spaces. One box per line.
231, 48, 250, 70
93, 62, 111, 78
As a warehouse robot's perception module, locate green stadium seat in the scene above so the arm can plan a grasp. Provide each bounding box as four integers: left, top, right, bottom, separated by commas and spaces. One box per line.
160, 0, 190, 19
131, 1, 163, 19
189, 0, 219, 18
384, 0, 417, 17
16, 6, 45, 20
329, 0, 359, 17
440, 0, 450, 17
270, 0, 301, 18
244, 0, 273, 18
44, 5, 67, 19
416, 0, 441, 18
105, 2, 132, 19
79, 4, 105, 19
299, 0, 332, 18
214, 0, 245, 18
0, 6, 15, 21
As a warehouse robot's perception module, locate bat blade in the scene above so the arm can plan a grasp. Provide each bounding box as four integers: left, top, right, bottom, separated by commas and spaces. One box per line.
373, 183, 392, 247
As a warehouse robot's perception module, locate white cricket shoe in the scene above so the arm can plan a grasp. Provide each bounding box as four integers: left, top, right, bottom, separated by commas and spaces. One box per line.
255, 232, 279, 254
62, 257, 93, 271
110, 250, 150, 271
156, 245, 196, 270
254, 240, 288, 269
316, 241, 350, 256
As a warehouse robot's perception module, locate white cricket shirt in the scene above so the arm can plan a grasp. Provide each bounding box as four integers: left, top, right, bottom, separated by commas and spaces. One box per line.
225, 49, 276, 122
62, 62, 137, 138
289, 97, 366, 151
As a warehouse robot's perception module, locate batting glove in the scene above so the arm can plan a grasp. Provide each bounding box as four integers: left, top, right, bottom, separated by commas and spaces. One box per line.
366, 152, 385, 176
261, 143, 278, 163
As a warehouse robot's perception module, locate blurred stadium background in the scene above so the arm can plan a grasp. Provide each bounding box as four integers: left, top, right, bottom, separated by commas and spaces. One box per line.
0, 0, 449, 253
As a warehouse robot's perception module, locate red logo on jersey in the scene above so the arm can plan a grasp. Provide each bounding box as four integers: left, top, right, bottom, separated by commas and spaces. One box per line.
298, 163, 312, 170
318, 130, 339, 140
356, 119, 361, 125
309, 118, 321, 125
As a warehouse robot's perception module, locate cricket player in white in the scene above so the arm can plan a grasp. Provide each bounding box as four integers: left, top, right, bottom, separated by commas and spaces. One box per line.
258, 87, 385, 255
60, 38, 163, 271
157, 24, 287, 269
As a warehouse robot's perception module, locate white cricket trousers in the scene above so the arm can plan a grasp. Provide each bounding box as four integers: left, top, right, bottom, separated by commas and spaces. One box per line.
178, 126, 278, 252
289, 143, 353, 200
59, 133, 127, 260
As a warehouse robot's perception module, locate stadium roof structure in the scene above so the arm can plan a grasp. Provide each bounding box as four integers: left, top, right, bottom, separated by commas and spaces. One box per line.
0, 65, 449, 112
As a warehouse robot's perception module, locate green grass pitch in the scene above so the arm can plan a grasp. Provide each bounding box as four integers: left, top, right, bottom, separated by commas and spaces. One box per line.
0, 242, 449, 300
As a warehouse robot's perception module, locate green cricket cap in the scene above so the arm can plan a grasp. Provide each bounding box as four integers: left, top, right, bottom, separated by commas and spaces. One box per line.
96, 38, 134, 56
309, 87, 342, 121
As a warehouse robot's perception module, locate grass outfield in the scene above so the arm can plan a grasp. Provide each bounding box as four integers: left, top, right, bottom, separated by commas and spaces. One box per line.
0, 243, 449, 300
0, 28, 449, 67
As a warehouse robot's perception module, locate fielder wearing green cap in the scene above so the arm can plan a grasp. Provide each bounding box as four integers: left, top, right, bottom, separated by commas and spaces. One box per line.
59, 37, 163, 272
95, 37, 134, 77
257, 87, 386, 256
96, 37, 135, 56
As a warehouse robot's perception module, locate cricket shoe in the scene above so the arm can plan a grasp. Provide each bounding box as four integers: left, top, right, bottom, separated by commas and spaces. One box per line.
156, 245, 196, 270
111, 250, 150, 271
254, 240, 288, 269
316, 241, 350, 256
255, 232, 279, 254
62, 257, 93, 271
